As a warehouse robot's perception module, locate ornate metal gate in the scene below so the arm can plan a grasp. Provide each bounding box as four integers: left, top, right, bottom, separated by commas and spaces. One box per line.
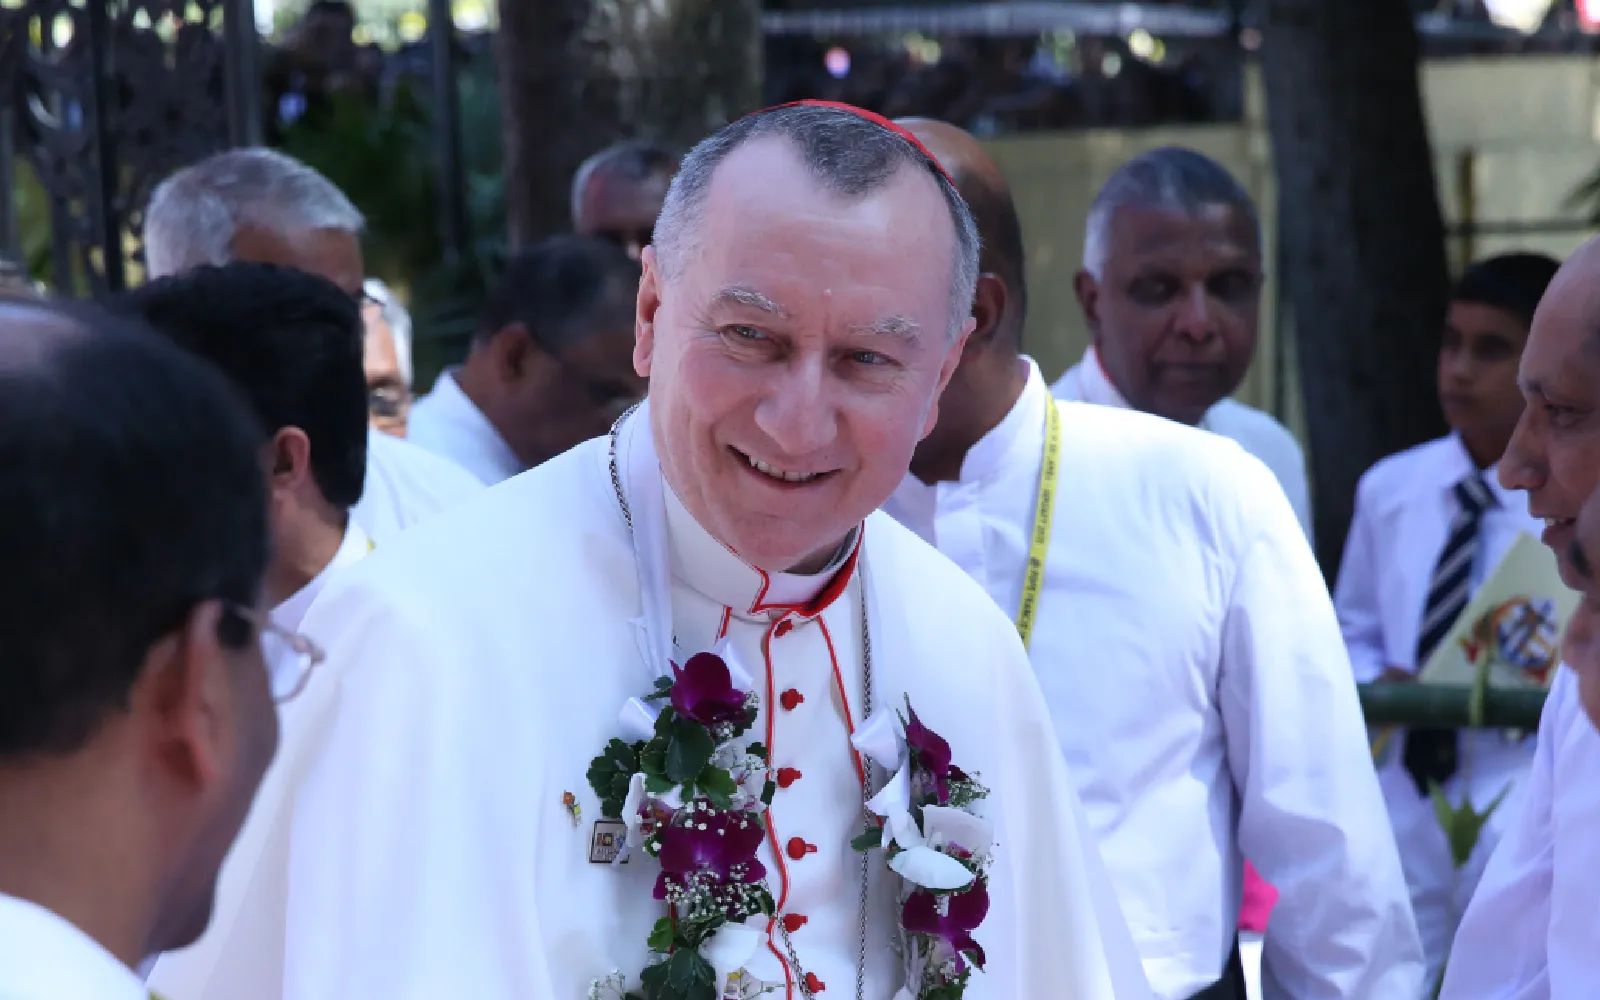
0, 0, 259, 295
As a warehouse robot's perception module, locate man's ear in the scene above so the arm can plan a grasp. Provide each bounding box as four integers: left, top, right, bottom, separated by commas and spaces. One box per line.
138, 600, 233, 792
922, 316, 977, 441
635, 247, 663, 379
1073, 270, 1103, 341
488, 323, 536, 382
267, 427, 313, 495
967, 273, 1009, 355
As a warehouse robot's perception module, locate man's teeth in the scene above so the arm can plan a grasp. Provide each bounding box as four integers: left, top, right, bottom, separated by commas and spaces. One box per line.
745, 454, 821, 483
1548, 517, 1574, 528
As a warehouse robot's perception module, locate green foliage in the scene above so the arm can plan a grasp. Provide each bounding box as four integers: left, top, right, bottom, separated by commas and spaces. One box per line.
586, 738, 642, 819
664, 718, 716, 784
647, 917, 676, 954
1429, 781, 1512, 870
851, 826, 884, 852
639, 948, 717, 1000
697, 765, 737, 809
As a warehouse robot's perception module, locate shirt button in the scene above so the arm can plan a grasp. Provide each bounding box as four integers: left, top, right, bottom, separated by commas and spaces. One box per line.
774, 619, 794, 638
783, 913, 808, 934
786, 837, 817, 861
804, 973, 826, 993
780, 689, 804, 711
777, 767, 802, 788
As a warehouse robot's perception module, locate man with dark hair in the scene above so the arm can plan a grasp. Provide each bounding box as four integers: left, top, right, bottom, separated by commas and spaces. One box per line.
1336, 251, 1560, 984
884, 120, 1421, 1000
0, 298, 284, 995
408, 235, 645, 484
571, 139, 680, 259
250, 102, 1149, 998
124, 264, 377, 1000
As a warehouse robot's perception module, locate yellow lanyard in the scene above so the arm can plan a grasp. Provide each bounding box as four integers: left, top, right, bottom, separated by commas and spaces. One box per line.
1014, 399, 1062, 651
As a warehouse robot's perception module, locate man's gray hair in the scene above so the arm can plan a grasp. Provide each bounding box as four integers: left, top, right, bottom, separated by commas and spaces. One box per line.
570, 139, 678, 225
143, 148, 364, 279
652, 104, 980, 340
1082, 147, 1261, 279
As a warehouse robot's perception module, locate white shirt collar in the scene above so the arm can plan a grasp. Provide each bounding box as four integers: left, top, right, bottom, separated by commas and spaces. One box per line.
1076, 344, 1228, 432
413, 370, 523, 486
661, 480, 858, 620
1439, 431, 1514, 509
272, 520, 371, 634
0, 893, 147, 1000
955, 357, 1051, 485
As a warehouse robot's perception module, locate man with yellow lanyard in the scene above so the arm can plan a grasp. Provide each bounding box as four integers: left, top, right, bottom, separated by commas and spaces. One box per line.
881, 121, 1422, 1000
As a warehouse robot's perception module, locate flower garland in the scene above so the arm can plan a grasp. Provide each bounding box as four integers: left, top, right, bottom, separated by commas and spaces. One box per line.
587, 649, 991, 1000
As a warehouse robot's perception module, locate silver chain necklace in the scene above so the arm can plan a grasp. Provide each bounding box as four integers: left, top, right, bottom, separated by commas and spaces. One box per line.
608, 409, 873, 1000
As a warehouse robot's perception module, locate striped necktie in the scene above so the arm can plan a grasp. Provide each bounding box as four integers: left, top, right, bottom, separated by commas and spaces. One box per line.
1403, 472, 1496, 795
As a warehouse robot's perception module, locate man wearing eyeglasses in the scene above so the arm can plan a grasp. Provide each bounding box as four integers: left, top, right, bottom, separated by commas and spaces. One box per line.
117, 263, 357, 1000
0, 297, 290, 998
409, 235, 647, 485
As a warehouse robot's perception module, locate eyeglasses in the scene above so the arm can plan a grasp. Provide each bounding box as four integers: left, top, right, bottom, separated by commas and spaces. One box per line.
229, 605, 326, 703
368, 380, 413, 421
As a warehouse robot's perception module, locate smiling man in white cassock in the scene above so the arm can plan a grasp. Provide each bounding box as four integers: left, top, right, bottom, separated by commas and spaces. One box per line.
251, 102, 1153, 1000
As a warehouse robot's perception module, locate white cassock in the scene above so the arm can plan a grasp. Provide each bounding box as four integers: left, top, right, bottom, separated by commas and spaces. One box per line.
146, 520, 371, 1000
1438, 665, 1600, 1000
257, 403, 1150, 1000
351, 427, 484, 541
1333, 434, 1539, 985
884, 359, 1422, 1000
408, 369, 523, 486
0, 893, 148, 1000
1052, 345, 1312, 538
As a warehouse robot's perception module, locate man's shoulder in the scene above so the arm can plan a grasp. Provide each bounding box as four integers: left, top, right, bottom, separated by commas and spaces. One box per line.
1056, 398, 1259, 476
864, 510, 1019, 641
1355, 436, 1458, 505
1206, 397, 1304, 464
368, 430, 481, 495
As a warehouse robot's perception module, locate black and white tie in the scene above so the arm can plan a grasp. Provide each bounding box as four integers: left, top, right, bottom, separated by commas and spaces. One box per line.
1404, 473, 1496, 796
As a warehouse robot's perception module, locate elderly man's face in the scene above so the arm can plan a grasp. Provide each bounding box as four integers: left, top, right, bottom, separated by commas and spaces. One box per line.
636, 138, 971, 573
576, 170, 674, 261
1560, 486, 1600, 730
1076, 204, 1262, 426
362, 302, 409, 437
1500, 249, 1600, 587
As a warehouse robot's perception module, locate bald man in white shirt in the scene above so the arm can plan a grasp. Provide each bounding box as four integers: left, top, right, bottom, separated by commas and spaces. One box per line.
884, 119, 1421, 1000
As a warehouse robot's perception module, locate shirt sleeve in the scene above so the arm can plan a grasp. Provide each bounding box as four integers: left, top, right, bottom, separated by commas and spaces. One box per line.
1435, 669, 1567, 999
1332, 475, 1389, 684
1218, 463, 1426, 1000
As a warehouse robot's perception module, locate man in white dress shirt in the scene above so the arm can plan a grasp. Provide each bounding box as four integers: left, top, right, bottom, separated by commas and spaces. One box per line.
409, 235, 645, 484
121, 264, 381, 1000
144, 147, 482, 541
0, 299, 282, 999
1051, 147, 1310, 536
1439, 237, 1600, 999
1335, 253, 1559, 985
244, 102, 1153, 1000
883, 120, 1422, 1000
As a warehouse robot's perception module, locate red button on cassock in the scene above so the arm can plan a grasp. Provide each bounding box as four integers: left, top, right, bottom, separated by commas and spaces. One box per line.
777, 767, 802, 788
786, 837, 818, 861
774, 619, 794, 638
804, 973, 826, 993
783, 913, 808, 934
780, 689, 804, 711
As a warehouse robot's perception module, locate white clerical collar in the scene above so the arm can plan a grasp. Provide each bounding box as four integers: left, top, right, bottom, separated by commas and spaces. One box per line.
662, 480, 859, 621
427, 370, 522, 485
1078, 345, 1221, 431
956, 356, 1052, 485
0, 893, 146, 1000
272, 520, 371, 634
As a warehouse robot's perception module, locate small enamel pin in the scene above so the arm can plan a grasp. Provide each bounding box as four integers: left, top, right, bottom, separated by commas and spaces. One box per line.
562, 791, 581, 827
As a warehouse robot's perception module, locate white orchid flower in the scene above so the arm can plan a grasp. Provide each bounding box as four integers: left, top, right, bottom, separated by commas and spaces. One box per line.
865, 762, 916, 850
700, 922, 762, 993
920, 805, 993, 858
622, 773, 649, 850
851, 706, 905, 769
889, 845, 977, 890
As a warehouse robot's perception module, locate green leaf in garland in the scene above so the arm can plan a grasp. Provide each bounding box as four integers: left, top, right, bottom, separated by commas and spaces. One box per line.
586, 738, 642, 818
645, 772, 676, 795
851, 826, 883, 852
698, 766, 737, 809
746, 742, 768, 762
647, 917, 676, 954
665, 948, 717, 999
640, 745, 667, 780
761, 779, 776, 806
665, 720, 716, 784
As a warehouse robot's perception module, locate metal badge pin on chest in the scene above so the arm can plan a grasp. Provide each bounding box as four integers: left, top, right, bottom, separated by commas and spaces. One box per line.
562, 791, 582, 827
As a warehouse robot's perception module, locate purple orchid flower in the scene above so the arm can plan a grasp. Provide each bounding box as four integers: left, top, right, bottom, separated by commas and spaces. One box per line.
652, 809, 768, 900
905, 706, 955, 805
671, 652, 751, 728
902, 880, 989, 974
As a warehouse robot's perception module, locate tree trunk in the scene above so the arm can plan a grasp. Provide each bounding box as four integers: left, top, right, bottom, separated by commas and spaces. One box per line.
1260, 0, 1451, 575
495, 0, 763, 249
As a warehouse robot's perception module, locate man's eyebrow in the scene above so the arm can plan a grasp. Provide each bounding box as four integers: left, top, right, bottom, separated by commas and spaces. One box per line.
711, 287, 788, 318
852, 314, 923, 343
